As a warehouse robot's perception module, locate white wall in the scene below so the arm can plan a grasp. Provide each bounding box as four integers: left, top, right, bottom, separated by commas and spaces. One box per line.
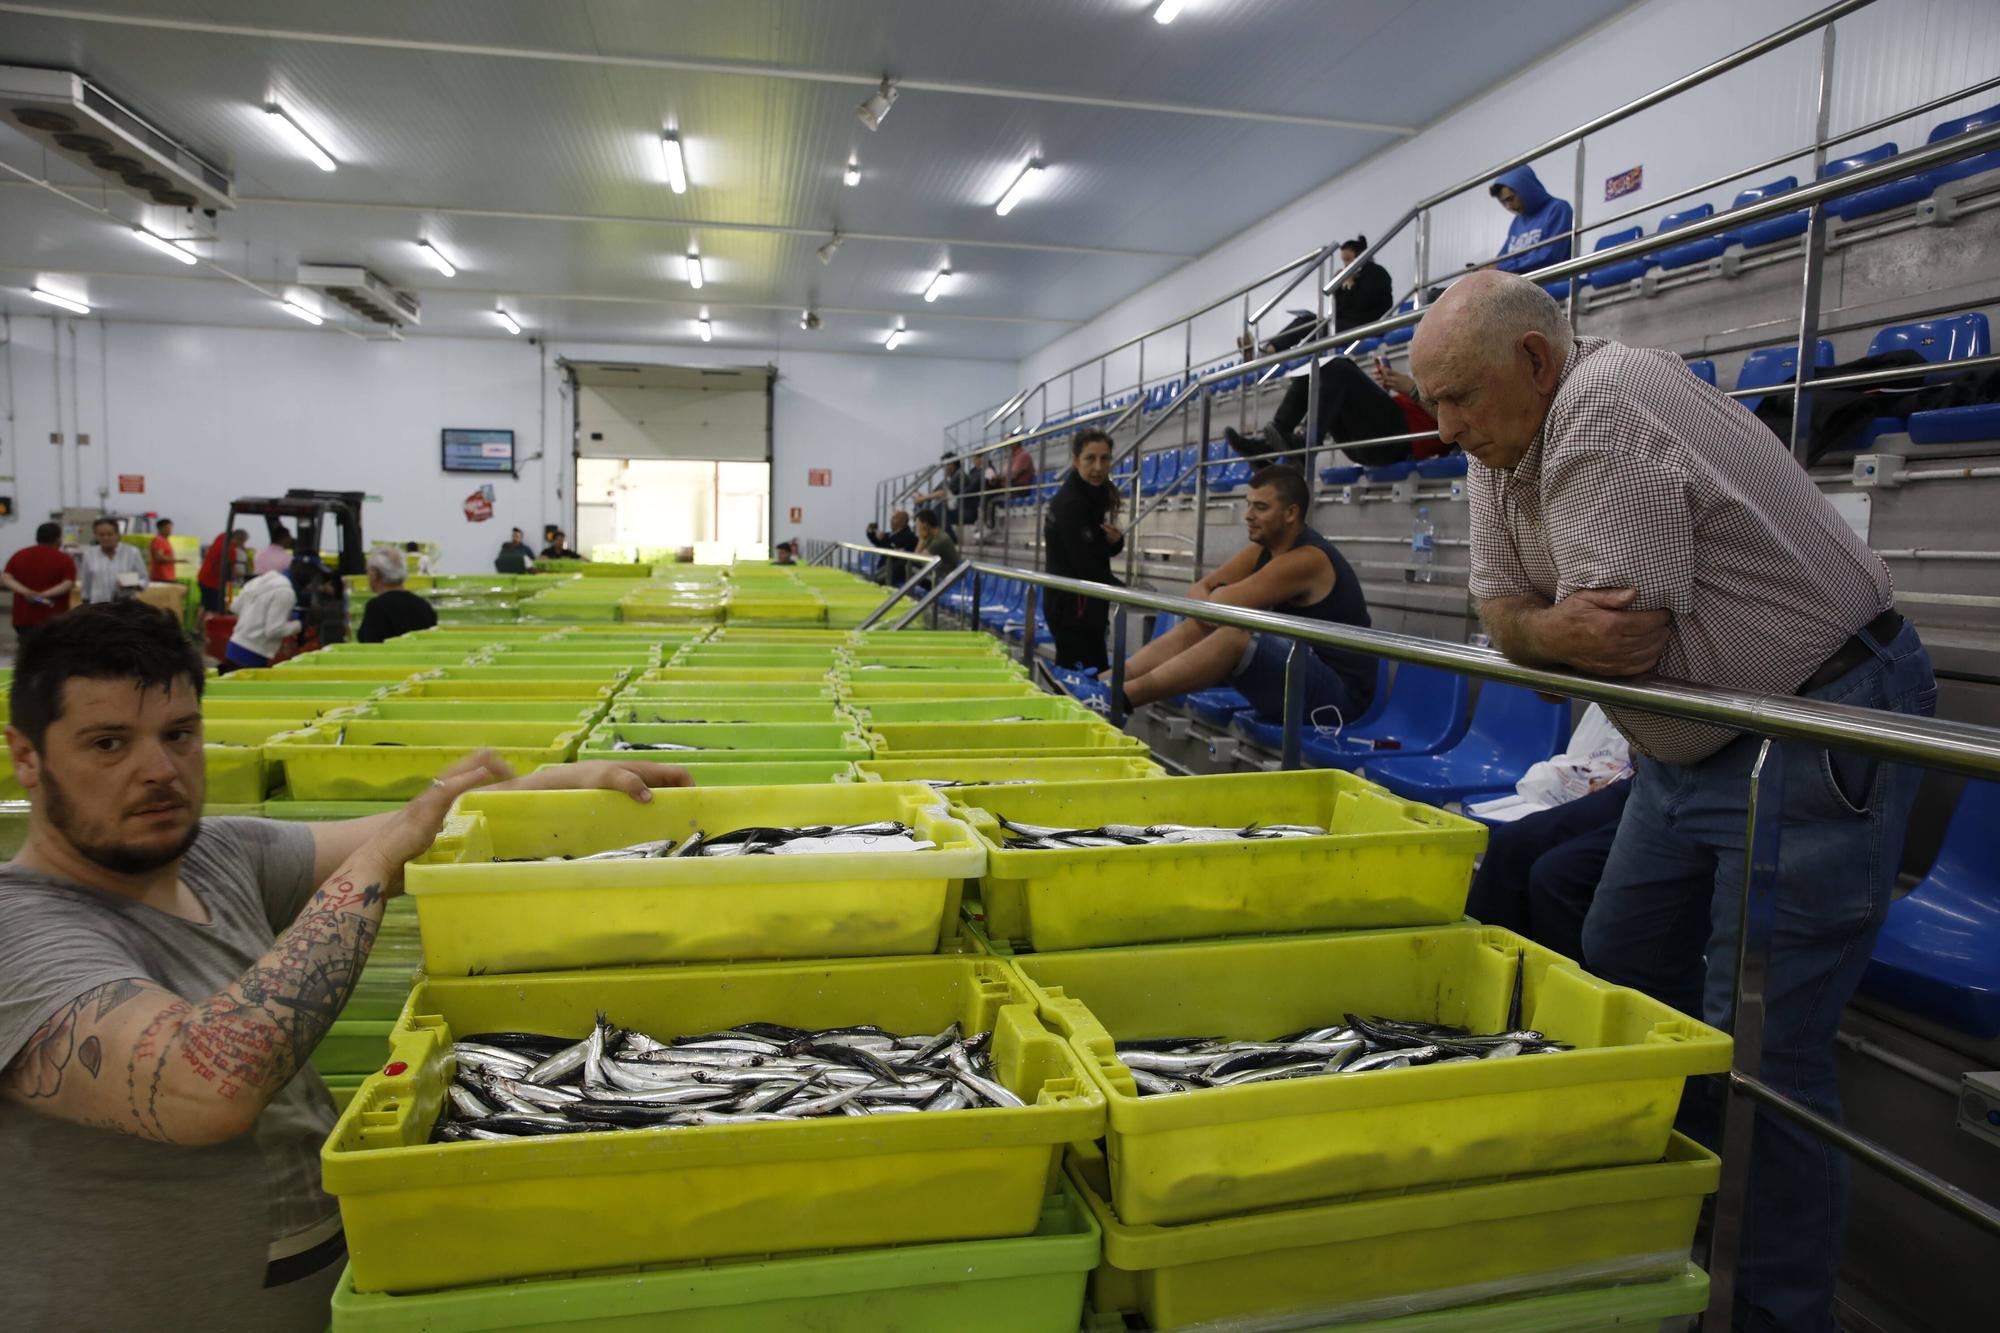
1011, 0, 2000, 400
0, 314, 1012, 570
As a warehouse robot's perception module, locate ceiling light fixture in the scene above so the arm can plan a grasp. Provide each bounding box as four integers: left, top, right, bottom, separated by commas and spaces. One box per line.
686, 252, 705, 289
817, 232, 844, 265
855, 79, 897, 132
884, 323, 906, 351
994, 159, 1044, 216
800, 309, 819, 331
843, 156, 861, 187
697, 311, 712, 342
265, 102, 336, 171
132, 225, 197, 266
495, 308, 521, 335
1152, 0, 1186, 23
280, 299, 323, 326
29, 286, 90, 315
418, 241, 457, 278
923, 268, 952, 302
660, 131, 688, 193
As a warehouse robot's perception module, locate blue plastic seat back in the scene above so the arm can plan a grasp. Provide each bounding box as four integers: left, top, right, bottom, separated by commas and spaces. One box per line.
1908, 403, 2000, 446
1585, 226, 1648, 289
1861, 780, 2000, 1037
1320, 464, 1364, 486
1359, 683, 1571, 802
1172, 445, 1199, 495
1927, 103, 2000, 186
1865, 313, 1992, 365
1381, 299, 1420, 346
1138, 452, 1164, 496
1309, 664, 1471, 763
1686, 359, 1717, 385
1822, 141, 1899, 218
1724, 175, 1804, 248
1653, 203, 1725, 271
1734, 340, 1836, 413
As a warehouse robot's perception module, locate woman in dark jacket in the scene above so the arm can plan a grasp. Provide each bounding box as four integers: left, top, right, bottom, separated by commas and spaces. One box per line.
1042, 429, 1124, 671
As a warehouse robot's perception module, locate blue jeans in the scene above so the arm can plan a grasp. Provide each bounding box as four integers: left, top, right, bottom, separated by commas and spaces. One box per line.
1465, 778, 1632, 962
1233, 633, 1365, 726
1581, 621, 1935, 1333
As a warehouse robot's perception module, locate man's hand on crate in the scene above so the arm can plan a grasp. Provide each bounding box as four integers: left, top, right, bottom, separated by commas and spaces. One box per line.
494, 758, 696, 803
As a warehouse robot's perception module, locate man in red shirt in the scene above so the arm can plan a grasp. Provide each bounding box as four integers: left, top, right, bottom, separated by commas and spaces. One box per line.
197, 528, 249, 616
148, 519, 179, 584
3, 524, 78, 638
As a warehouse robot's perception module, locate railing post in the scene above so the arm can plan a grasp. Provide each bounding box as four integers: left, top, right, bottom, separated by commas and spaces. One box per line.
1706, 738, 1786, 1330
1108, 605, 1130, 728
1790, 24, 1837, 463
1195, 392, 1212, 575
1302, 356, 1321, 480
1566, 142, 1586, 329
1020, 583, 1038, 669
1413, 209, 1431, 308
1280, 640, 1306, 771
969, 569, 982, 629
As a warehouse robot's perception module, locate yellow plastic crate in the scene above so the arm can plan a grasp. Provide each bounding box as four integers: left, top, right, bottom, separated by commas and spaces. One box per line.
1014, 926, 1731, 1225
952, 770, 1484, 951
840, 680, 1043, 702
1068, 1135, 1715, 1330
853, 696, 1093, 725
578, 721, 869, 764
618, 680, 838, 702
607, 700, 850, 724
323, 957, 1105, 1294
866, 720, 1148, 760
642, 666, 834, 684
841, 665, 1028, 685
380, 679, 620, 701
345, 700, 608, 725
204, 679, 387, 702
228, 665, 429, 684
432, 666, 631, 687
203, 719, 310, 803
856, 756, 1168, 784
409, 783, 983, 972
268, 720, 586, 800
200, 698, 353, 723
668, 760, 859, 786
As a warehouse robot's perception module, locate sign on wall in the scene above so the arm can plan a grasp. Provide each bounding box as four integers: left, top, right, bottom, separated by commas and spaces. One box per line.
117, 474, 144, 493
808, 468, 832, 487
1604, 165, 1643, 200
789, 507, 803, 524
463, 484, 495, 523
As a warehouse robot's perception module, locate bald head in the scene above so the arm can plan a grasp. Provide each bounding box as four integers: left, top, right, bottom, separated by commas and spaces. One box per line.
1408, 271, 1575, 470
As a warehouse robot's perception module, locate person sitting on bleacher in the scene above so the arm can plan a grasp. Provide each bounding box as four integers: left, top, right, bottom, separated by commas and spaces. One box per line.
1487, 164, 1573, 274
1117, 464, 1374, 724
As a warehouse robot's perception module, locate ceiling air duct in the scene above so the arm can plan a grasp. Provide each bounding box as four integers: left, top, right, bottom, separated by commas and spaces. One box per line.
1, 65, 234, 211
296, 264, 422, 329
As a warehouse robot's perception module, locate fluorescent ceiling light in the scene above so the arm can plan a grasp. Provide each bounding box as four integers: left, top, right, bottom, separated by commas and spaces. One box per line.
29, 287, 90, 315
418, 241, 457, 278
265, 102, 336, 171
495, 308, 521, 335
280, 300, 323, 326
856, 80, 897, 131
843, 157, 861, 187
660, 132, 687, 193
1153, 0, 1186, 23
923, 268, 952, 302
994, 159, 1043, 216
884, 325, 906, 351
686, 252, 705, 289
697, 314, 712, 342
132, 226, 197, 265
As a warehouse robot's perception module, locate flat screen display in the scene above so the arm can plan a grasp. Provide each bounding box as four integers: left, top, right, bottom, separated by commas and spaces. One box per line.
442, 428, 516, 474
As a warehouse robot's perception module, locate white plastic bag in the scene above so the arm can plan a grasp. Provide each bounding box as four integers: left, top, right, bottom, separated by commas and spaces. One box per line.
1469, 705, 1630, 820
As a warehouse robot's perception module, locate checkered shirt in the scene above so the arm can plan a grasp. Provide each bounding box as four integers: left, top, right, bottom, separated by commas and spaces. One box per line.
1468, 337, 1893, 763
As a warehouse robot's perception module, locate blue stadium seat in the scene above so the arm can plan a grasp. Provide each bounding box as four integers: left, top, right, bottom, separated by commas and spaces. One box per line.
1232, 658, 1392, 747
1360, 684, 1572, 805
1319, 464, 1364, 486
1859, 780, 2000, 1038
1296, 664, 1471, 770
1381, 299, 1420, 347
1344, 336, 1385, 358
1650, 203, 1723, 271
979, 578, 1021, 629
1686, 359, 1717, 385
1734, 340, 1836, 414
1908, 403, 2000, 446
1364, 460, 1416, 483
1849, 313, 1994, 446
1736, 146, 1896, 247
1210, 444, 1251, 494
1172, 445, 1201, 495
1715, 177, 1799, 246
1185, 687, 1254, 726
1835, 107, 2000, 220
1540, 279, 1571, 302
1415, 453, 1468, 479
1583, 226, 1646, 289
1138, 451, 1167, 496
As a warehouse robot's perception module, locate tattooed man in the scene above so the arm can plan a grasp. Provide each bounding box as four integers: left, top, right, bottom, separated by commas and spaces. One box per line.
0, 602, 688, 1329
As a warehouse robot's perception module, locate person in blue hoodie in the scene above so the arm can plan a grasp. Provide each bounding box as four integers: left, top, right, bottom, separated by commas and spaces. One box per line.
1489, 164, 1574, 274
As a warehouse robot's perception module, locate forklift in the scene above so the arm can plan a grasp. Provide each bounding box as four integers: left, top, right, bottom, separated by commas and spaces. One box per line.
220, 490, 366, 652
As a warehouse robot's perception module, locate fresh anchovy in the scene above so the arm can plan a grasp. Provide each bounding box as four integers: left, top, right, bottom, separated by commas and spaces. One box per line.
1115, 1017, 1572, 1096
510, 823, 933, 862
996, 815, 1329, 851
525, 1039, 591, 1085
613, 739, 706, 751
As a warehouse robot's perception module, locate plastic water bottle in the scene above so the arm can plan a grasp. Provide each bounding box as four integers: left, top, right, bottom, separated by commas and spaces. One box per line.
1409, 505, 1436, 584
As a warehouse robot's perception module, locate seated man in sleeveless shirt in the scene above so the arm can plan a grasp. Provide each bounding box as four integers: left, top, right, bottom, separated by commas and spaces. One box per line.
1118, 464, 1376, 725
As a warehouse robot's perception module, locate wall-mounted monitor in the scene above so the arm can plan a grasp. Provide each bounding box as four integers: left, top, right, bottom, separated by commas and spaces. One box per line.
441, 428, 516, 474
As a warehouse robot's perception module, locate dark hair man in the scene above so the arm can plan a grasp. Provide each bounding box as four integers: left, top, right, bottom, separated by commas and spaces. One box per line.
0, 602, 690, 1328
1119, 464, 1374, 723
4, 522, 78, 638
1042, 428, 1126, 671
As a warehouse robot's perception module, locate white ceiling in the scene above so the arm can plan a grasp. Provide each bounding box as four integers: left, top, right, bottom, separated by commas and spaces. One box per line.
0, 0, 1633, 360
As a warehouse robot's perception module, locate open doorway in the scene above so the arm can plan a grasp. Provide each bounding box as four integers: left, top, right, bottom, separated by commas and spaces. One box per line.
566, 360, 773, 561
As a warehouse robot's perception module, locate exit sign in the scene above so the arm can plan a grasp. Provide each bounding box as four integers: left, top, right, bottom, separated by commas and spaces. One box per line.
808, 468, 832, 487
118, 474, 145, 493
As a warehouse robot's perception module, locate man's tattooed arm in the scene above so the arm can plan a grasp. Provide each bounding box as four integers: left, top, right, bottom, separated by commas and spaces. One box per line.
0, 868, 389, 1145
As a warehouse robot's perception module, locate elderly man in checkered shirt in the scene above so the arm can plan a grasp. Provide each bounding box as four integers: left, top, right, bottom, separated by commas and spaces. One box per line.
1411, 272, 1935, 1333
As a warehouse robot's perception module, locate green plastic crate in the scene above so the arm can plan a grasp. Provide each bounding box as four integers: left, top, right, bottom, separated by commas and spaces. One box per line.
852, 696, 1093, 725
617, 680, 837, 702
344, 700, 607, 725
865, 719, 1148, 760
309, 1019, 396, 1076
578, 721, 868, 764
328, 1181, 1096, 1332
606, 700, 850, 724
380, 678, 620, 701
204, 679, 387, 701
839, 679, 1043, 702
203, 719, 312, 803
840, 665, 1028, 685
1069, 1136, 1714, 1330
200, 698, 352, 723
1018, 927, 1730, 1225
856, 756, 1168, 784
268, 720, 586, 800
648, 760, 858, 787
643, 666, 834, 684
264, 800, 403, 820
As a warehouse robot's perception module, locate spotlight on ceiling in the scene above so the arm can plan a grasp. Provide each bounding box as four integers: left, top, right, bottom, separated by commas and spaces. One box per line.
855, 79, 897, 132
417, 241, 457, 278
494, 308, 521, 335
1152, 0, 1186, 23
265, 102, 336, 171
697, 311, 712, 342
686, 252, 705, 290
660, 131, 687, 193
279, 299, 323, 326
923, 268, 952, 303
994, 159, 1044, 217
884, 323, 906, 351
843, 156, 861, 187
800, 309, 821, 331
132, 225, 197, 265
29, 286, 90, 315
817, 232, 844, 265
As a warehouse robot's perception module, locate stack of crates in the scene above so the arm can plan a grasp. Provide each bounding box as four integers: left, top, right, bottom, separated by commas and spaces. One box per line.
937, 767, 1732, 1328
320, 778, 1107, 1331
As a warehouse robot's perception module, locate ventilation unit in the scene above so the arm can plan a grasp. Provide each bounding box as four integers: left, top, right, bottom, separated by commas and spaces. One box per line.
296, 264, 422, 328
1, 65, 234, 211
